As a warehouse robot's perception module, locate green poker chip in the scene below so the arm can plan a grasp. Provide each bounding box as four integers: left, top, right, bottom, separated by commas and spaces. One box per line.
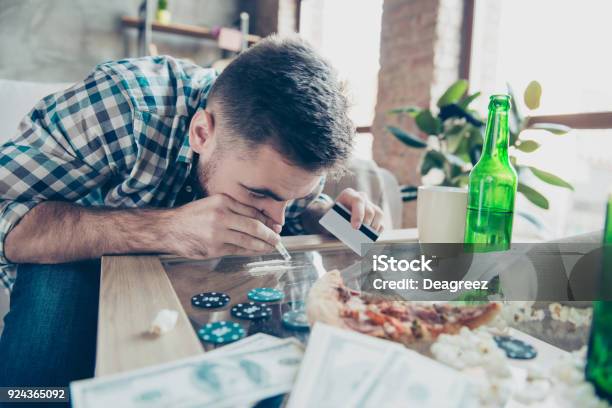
282, 310, 310, 331
198, 321, 245, 344
248, 287, 285, 302
493, 335, 537, 360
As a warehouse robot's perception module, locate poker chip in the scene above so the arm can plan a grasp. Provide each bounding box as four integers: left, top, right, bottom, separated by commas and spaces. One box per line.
191, 292, 230, 309
493, 335, 538, 360
248, 287, 285, 302
282, 310, 310, 331
231, 302, 273, 320
198, 321, 245, 344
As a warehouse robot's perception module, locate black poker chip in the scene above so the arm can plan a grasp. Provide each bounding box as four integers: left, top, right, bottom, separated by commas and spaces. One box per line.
493, 335, 538, 360
230, 302, 273, 320
191, 292, 230, 309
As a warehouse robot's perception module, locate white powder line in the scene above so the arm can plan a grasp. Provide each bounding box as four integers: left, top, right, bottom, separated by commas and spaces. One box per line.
247, 265, 302, 274
245, 259, 290, 268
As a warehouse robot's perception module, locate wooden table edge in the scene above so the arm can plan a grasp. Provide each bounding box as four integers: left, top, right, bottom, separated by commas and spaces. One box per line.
96, 255, 203, 377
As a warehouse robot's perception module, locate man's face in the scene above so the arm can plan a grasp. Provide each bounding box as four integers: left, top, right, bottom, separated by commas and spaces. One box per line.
196, 142, 323, 228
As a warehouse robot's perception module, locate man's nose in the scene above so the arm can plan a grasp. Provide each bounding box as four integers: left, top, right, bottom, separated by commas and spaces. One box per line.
262, 201, 287, 226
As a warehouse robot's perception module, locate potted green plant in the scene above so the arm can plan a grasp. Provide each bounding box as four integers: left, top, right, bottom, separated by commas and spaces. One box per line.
156, 0, 171, 25
386, 80, 573, 225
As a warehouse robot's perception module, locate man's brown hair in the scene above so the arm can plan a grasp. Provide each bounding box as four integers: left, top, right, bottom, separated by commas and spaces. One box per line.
208, 35, 354, 173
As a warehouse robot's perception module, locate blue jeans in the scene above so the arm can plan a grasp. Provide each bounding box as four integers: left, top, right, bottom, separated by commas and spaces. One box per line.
0, 260, 100, 388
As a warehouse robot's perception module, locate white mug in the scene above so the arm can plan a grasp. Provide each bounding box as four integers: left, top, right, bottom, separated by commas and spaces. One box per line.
417, 186, 468, 243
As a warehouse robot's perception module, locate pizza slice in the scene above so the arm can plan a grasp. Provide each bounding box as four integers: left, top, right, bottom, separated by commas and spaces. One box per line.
307, 270, 501, 347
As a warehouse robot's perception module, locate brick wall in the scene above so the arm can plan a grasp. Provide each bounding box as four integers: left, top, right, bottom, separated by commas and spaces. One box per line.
372, 0, 465, 227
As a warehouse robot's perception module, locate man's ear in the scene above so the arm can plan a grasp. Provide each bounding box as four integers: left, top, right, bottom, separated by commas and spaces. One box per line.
188, 109, 215, 154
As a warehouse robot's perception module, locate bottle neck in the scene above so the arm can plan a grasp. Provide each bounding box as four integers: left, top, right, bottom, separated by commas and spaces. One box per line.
481, 108, 510, 159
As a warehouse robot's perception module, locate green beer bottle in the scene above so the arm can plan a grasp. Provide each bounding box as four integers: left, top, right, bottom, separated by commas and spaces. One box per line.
464, 94, 517, 251
585, 194, 612, 402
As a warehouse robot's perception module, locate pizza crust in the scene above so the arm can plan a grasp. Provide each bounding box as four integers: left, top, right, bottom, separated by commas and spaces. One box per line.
306, 270, 349, 329
462, 302, 501, 330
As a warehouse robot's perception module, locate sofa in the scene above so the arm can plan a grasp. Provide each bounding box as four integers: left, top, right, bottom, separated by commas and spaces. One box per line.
0, 79, 402, 336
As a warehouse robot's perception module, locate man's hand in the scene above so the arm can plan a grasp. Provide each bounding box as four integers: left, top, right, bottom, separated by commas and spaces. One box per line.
300, 188, 385, 235
169, 194, 282, 259
336, 188, 385, 232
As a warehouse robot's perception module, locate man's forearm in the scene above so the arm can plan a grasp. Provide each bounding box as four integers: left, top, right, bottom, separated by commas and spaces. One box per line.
4, 201, 176, 264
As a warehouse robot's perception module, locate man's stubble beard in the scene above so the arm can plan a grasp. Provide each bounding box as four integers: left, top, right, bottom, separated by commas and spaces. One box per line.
194, 153, 217, 199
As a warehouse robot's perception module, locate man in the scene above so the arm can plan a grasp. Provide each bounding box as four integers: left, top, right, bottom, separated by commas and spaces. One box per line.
0, 36, 384, 386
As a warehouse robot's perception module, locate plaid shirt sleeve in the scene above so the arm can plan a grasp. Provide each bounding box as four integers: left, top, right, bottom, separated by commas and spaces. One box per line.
282, 177, 333, 235
0, 68, 136, 287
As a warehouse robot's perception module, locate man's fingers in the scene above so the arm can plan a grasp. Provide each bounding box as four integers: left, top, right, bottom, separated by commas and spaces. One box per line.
350, 200, 365, 229
336, 189, 366, 229
222, 230, 275, 252
363, 205, 376, 226
225, 195, 282, 232
221, 243, 260, 257
225, 212, 281, 247
370, 205, 384, 231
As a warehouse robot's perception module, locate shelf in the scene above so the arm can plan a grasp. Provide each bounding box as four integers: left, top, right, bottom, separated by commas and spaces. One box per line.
121, 16, 261, 45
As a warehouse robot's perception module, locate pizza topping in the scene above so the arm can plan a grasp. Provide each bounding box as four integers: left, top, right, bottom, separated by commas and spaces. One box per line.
411, 320, 424, 339
415, 306, 446, 324
345, 296, 367, 312
308, 270, 501, 346
337, 298, 500, 343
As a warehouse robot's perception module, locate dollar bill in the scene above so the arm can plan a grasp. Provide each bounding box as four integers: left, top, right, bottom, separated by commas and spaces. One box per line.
287, 323, 403, 407
288, 323, 471, 408
70, 334, 303, 408
350, 349, 473, 407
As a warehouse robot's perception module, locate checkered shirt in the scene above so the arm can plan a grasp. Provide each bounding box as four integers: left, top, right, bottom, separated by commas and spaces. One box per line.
0, 56, 330, 291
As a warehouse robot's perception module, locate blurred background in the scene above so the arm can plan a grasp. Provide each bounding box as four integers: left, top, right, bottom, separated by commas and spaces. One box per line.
0, 0, 611, 241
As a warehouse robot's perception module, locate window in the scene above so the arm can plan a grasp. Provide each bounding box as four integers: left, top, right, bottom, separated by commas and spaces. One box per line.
470, 0, 612, 238
470, 0, 612, 115
299, 0, 383, 160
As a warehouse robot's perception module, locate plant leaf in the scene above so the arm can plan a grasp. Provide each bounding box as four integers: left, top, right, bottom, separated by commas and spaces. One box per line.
420, 150, 445, 175
415, 110, 442, 135
458, 92, 481, 109
529, 123, 571, 135
528, 166, 574, 190
385, 126, 427, 148
387, 106, 421, 117
437, 79, 469, 107
524, 80, 542, 110
516, 210, 547, 232
438, 104, 484, 127
451, 174, 470, 187
515, 139, 540, 152
509, 130, 519, 146
518, 182, 549, 209
445, 127, 466, 154
443, 152, 468, 168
